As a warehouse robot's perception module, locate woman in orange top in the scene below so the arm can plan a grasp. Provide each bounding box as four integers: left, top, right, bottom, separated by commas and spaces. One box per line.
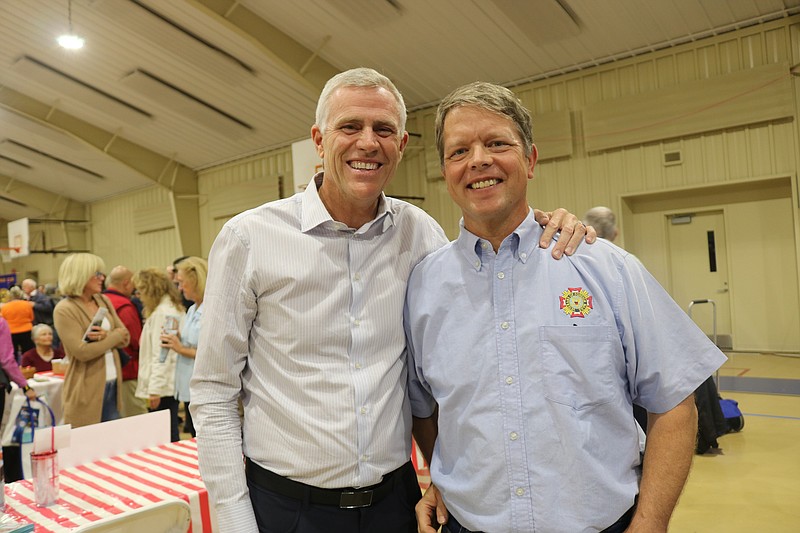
0, 286, 34, 360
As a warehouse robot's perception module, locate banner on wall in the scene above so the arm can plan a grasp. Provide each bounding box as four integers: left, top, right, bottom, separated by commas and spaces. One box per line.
7, 217, 30, 258
0, 273, 17, 289
290, 138, 322, 195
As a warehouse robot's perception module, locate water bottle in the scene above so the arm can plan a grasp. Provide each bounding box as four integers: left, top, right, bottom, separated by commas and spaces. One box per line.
159, 315, 180, 363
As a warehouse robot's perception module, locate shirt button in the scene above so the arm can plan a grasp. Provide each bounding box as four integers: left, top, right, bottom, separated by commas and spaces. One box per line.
501, 322, 510, 330
360, 407, 367, 414
355, 363, 363, 369
354, 273, 361, 281
481, 242, 489, 249
516, 488, 525, 496
505, 376, 514, 385
520, 252, 527, 259
510, 432, 519, 441
361, 455, 368, 462
353, 319, 360, 326
497, 272, 505, 279
474, 260, 481, 268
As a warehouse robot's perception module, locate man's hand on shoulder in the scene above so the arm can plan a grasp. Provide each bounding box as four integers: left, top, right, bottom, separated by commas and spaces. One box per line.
533, 208, 597, 258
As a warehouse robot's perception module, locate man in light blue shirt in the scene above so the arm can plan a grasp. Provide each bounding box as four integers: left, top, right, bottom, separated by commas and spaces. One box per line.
406, 82, 727, 533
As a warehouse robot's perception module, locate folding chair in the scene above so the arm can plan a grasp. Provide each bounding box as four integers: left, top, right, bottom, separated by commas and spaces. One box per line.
72, 500, 191, 533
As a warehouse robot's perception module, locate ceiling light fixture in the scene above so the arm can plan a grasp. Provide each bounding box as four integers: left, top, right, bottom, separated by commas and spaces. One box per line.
57, 0, 84, 50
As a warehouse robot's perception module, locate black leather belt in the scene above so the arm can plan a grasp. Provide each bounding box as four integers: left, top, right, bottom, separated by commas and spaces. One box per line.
245, 458, 409, 509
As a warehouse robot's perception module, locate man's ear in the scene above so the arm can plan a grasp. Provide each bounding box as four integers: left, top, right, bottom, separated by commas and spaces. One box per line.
311, 125, 324, 159
527, 144, 539, 180
398, 131, 409, 159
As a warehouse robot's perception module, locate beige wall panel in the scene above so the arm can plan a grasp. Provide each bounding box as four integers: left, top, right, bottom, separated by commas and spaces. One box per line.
624, 211, 670, 287
636, 61, 656, 92
600, 69, 619, 100
771, 121, 797, 174
727, 197, 799, 351
742, 33, 765, 68
617, 65, 638, 97
656, 55, 677, 88
697, 45, 718, 78
676, 50, 697, 84
565, 78, 584, 109
719, 38, 742, 73
91, 186, 179, 272
583, 73, 602, 105
198, 149, 290, 256
583, 62, 793, 152
765, 27, 789, 63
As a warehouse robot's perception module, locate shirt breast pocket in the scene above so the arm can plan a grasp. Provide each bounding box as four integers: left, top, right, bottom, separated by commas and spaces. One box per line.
539, 325, 618, 410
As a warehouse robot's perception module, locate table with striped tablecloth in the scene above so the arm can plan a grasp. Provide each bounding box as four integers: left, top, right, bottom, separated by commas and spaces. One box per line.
3, 438, 216, 532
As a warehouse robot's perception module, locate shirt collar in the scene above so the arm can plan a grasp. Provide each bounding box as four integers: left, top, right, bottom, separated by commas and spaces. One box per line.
455, 208, 542, 271
300, 172, 395, 234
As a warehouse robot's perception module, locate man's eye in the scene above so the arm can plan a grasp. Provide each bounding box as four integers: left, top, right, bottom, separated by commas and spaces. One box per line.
376, 127, 396, 137
447, 148, 467, 160
341, 124, 359, 133
489, 140, 510, 148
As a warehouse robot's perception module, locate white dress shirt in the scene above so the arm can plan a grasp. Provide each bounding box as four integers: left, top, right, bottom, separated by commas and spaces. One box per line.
190, 173, 448, 532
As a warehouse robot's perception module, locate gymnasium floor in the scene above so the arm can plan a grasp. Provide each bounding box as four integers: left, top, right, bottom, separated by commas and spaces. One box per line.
670, 352, 800, 533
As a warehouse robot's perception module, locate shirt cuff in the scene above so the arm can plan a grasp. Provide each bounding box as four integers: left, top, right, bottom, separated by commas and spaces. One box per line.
215, 499, 259, 533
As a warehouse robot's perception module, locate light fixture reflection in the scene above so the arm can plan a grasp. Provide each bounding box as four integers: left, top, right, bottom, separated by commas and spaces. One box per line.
57, 34, 85, 49
57, 0, 84, 50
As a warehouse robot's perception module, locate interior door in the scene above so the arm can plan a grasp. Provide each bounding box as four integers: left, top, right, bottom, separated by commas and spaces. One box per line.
666, 210, 732, 347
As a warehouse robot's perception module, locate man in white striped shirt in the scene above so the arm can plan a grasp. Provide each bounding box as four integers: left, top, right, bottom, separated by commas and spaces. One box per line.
190, 68, 593, 533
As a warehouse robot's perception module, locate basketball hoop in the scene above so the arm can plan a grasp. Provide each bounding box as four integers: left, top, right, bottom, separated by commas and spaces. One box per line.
0, 247, 21, 253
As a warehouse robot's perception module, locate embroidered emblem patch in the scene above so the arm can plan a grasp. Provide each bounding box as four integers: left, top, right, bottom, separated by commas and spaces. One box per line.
559, 287, 593, 318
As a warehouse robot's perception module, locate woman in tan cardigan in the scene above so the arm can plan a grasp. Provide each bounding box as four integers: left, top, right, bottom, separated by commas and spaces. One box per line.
54, 253, 130, 428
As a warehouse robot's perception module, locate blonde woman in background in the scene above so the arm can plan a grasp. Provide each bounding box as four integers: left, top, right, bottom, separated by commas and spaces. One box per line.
160, 256, 207, 438
54, 253, 130, 427
133, 268, 185, 442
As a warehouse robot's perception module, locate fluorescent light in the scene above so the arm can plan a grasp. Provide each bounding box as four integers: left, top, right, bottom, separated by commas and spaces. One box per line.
57, 34, 85, 49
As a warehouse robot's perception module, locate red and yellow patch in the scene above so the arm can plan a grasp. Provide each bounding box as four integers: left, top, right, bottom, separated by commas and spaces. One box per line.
559, 287, 593, 318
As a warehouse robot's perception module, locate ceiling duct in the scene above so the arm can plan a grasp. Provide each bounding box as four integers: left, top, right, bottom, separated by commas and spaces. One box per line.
0, 140, 105, 182
0, 154, 32, 170
12, 56, 152, 125
93, 0, 255, 83
490, 0, 581, 44
120, 69, 253, 139
321, 0, 403, 27
0, 193, 28, 208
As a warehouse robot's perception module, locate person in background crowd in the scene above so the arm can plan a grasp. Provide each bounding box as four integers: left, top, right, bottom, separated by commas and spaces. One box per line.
133, 268, 185, 442
583, 206, 619, 242
406, 81, 726, 533
0, 286, 35, 360
22, 278, 55, 335
54, 253, 130, 428
160, 256, 206, 438
104, 265, 147, 418
20, 323, 64, 376
0, 316, 37, 482
171, 256, 194, 310
190, 67, 594, 533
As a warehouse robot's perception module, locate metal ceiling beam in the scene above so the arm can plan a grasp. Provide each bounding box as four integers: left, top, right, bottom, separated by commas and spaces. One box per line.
193, 0, 340, 92
0, 86, 198, 197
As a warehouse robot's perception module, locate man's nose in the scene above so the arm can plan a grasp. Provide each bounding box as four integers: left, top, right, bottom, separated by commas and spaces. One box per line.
356, 128, 380, 151
469, 145, 491, 169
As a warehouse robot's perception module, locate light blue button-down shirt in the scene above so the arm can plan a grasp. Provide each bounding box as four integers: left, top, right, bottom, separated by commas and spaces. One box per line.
175, 302, 202, 401
405, 209, 726, 533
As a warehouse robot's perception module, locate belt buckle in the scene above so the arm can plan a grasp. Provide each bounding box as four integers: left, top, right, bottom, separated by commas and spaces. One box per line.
339, 490, 374, 509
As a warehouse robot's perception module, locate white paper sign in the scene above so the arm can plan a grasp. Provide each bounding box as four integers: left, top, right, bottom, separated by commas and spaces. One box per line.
290, 138, 322, 195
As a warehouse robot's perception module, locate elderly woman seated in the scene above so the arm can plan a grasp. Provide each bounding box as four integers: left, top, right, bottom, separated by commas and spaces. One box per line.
20, 323, 65, 378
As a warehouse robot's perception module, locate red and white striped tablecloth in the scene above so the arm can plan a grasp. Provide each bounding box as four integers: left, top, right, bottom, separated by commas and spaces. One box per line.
3, 439, 216, 532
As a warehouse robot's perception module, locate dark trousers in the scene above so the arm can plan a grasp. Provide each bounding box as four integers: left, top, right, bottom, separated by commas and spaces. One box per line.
149, 396, 180, 442
247, 462, 420, 533
182, 401, 196, 437
444, 504, 635, 533
10, 331, 34, 362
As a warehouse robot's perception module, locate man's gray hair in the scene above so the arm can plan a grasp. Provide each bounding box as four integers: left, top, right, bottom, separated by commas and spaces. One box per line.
583, 206, 617, 241
315, 67, 407, 134
435, 81, 534, 166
